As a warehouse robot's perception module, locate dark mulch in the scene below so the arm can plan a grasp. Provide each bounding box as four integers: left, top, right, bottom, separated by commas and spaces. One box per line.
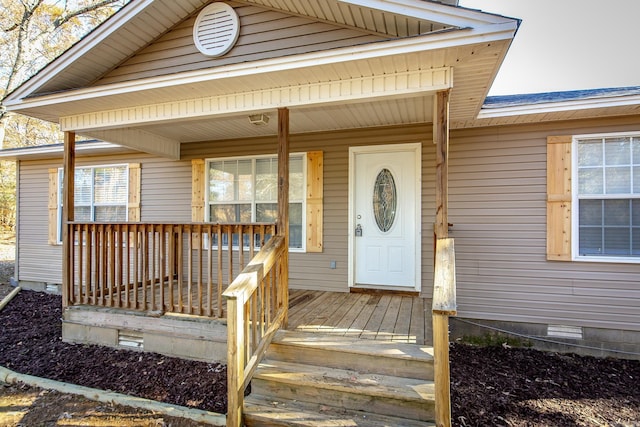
1, 290, 640, 426
451, 343, 640, 426
0, 290, 227, 414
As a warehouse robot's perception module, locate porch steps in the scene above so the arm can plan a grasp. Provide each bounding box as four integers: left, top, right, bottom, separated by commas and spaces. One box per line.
243, 330, 436, 426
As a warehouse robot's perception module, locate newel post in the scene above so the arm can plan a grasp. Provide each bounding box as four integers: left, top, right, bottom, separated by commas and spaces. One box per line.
62, 131, 76, 308
277, 108, 290, 327
432, 90, 457, 427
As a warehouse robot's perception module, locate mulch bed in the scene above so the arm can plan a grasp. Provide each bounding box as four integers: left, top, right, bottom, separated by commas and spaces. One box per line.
1, 290, 639, 426
0, 291, 227, 414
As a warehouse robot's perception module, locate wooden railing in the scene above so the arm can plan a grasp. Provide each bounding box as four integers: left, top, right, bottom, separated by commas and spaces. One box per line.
64, 222, 276, 318
223, 235, 288, 427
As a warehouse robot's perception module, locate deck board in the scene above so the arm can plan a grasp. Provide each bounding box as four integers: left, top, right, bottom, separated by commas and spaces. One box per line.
288, 291, 432, 344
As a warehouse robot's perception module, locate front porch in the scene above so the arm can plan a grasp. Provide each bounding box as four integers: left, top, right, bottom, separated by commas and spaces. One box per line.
63, 288, 434, 355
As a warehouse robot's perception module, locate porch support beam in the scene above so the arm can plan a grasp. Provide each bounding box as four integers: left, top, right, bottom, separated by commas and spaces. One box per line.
83, 128, 180, 160
62, 131, 75, 309
432, 89, 456, 427
277, 107, 290, 328
58, 68, 452, 133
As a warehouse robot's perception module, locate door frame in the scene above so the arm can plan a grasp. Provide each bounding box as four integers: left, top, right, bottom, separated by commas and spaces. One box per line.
348, 142, 422, 291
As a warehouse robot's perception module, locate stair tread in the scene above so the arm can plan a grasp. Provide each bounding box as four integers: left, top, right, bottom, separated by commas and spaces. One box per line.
244, 395, 436, 427
273, 330, 434, 363
254, 359, 434, 402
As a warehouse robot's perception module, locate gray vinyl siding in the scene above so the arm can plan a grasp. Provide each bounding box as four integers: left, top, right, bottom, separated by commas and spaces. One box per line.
18, 159, 61, 284
449, 116, 640, 332
97, 4, 386, 86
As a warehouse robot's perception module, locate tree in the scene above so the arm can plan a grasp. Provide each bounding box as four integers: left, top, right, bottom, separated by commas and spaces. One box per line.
0, 0, 129, 231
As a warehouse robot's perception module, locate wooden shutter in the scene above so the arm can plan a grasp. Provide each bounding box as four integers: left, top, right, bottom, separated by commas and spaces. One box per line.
192, 159, 205, 222
48, 168, 59, 245
128, 163, 141, 222
547, 135, 572, 261
306, 151, 323, 252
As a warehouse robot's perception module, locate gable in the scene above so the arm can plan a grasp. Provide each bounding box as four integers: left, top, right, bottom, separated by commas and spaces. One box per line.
96, 3, 389, 86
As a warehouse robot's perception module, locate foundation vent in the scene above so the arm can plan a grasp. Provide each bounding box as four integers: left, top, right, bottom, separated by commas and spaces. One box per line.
193, 2, 240, 57
547, 324, 583, 340
45, 283, 59, 293
118, 331, 144, 349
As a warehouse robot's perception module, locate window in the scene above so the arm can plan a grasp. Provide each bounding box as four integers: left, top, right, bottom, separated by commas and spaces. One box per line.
57, 165, 129, 242
206, 154, 305, 249
574, 134, 640, 261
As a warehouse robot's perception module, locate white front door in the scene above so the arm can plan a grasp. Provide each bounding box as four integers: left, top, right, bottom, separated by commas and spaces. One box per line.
349, 143, 421, 290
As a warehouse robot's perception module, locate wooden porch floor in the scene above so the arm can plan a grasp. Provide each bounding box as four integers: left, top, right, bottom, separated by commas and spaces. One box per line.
287, 290, 433, 345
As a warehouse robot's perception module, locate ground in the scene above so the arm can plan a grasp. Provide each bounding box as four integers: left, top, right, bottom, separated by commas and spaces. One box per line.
1, 238, 640, 426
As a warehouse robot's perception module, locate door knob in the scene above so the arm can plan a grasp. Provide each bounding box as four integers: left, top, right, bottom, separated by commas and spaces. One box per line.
355, 224, 363, 237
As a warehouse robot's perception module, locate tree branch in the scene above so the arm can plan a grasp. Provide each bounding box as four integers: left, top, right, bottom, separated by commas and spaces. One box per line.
53, 0, 121, 28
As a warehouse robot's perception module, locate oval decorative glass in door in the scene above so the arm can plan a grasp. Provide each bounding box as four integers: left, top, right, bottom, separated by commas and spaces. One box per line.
373, 168, 397, 232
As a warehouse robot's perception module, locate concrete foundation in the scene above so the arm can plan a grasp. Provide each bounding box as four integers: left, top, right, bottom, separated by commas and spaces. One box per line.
450, 317, 640, 360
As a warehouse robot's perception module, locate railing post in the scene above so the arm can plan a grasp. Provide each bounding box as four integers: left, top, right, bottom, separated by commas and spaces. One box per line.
62, 131, 75, 308
277, 107, 289, 327
433, 89, 455, 427
226, 294, 244, 427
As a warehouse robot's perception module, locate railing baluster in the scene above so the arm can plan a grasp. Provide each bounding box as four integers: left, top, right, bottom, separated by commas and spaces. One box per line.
177, 225, 183, 313
168, 225, 175, 313
217, 225, 223, 318
197, 224, 203, 316
124, 224, 130, 309
207, 225, 213, 318
187, 225, 193, 315
141, 224, 148, 311
132, 224, 139, 309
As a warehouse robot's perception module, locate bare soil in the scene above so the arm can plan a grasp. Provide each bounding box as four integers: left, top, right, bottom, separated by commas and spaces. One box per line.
1, 268, 639, 425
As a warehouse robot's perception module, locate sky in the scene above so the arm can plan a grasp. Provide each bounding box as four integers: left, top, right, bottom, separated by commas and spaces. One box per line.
458, 0, 640, 96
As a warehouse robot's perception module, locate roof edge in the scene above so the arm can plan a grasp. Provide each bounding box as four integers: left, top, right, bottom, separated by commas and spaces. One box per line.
479, 86, 640, 118
0, 140, 130, 161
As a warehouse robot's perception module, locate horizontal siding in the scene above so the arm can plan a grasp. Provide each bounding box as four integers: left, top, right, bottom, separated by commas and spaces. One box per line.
18, 160, 62, 284
97, 4, 385, 85
449, 115, 640, 332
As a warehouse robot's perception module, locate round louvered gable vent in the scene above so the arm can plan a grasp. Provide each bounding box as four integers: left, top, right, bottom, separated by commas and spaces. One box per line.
193, 2, 240, 57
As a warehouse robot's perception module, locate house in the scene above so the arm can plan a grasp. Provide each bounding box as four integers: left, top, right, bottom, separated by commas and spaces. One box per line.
2, 0, 640, 425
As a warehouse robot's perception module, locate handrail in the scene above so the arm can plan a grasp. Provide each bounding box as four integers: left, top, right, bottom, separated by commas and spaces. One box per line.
223, 235, 288, 427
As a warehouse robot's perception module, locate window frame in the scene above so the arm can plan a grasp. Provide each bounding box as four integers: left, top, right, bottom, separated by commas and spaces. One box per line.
572, 131, 640, 263
57, 164, 130, 243
205, 153, 307, 252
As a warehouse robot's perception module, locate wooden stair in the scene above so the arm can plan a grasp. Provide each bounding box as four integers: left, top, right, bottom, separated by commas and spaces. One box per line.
243, 330, 436, 426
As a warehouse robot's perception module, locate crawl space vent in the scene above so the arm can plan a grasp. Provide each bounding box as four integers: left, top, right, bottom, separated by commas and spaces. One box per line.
193, 2, 240, 57
118, 330, 144, 349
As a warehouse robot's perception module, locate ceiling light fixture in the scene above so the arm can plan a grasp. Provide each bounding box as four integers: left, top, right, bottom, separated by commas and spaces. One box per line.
248, 113, 269, 126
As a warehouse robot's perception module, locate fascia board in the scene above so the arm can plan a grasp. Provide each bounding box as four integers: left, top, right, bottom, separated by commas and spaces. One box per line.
338, 0, 517, 27
478, 94, 640, 118
6, 21, 518, 112
4, 0, 155, 103
0, 141, 124, 161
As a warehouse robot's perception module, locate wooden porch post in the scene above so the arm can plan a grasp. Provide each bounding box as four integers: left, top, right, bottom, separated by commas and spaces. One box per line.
277, 107, 290, 327
62, 131, 76, 308
432, 90, 456, 427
